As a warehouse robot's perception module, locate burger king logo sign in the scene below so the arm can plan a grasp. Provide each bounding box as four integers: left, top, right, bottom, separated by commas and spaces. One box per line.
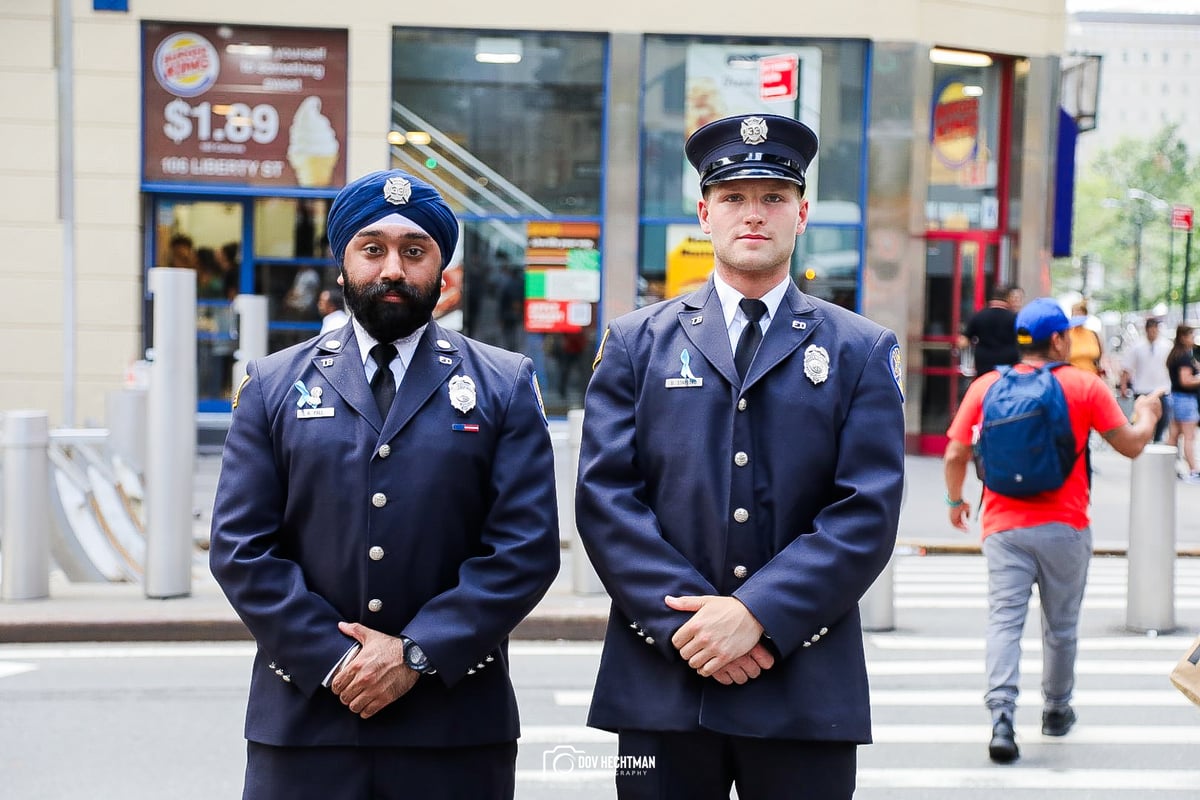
153, 32, 220, 98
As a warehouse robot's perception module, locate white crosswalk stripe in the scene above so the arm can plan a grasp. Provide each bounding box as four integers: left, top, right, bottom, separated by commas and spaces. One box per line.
533, 554, 1200, 796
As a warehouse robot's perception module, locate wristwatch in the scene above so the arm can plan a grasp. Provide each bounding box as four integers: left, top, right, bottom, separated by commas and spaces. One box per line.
401, 636, 435, 675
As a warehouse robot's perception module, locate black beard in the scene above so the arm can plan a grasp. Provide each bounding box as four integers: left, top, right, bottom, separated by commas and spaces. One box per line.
342, 272, 441, 342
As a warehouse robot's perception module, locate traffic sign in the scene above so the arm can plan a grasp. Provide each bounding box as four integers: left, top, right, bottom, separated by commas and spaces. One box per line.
1172, 204, 1194, 231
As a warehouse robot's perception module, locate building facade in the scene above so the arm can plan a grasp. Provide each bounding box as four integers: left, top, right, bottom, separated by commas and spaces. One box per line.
2, 1, 1070, 454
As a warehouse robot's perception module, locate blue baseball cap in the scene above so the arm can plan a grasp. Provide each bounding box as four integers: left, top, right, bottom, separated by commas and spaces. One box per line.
1014, 297, 1073, 345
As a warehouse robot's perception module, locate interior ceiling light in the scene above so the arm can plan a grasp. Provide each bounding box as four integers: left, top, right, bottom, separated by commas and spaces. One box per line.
930, 48, 993, 67
475, 37, 523, 64
961, 85, 985, 97
405, 131, 432, 146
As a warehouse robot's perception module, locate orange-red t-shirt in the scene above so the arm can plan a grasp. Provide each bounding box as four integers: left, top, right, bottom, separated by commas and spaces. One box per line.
946, 364, 1128, 537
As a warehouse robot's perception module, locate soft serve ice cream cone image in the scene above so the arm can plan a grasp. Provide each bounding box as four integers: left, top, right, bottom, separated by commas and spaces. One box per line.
287, 96, 339, 187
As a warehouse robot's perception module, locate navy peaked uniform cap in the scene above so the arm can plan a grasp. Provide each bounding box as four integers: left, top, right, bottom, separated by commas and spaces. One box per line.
685, 113, 818, 191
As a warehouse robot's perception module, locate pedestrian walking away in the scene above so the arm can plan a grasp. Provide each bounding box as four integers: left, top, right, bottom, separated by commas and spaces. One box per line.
1166, 324, 1200, 483
958, 284, 1020, 378
942, 297, 1162, 765
575, 113, 906, 800
208, 168, 560, 800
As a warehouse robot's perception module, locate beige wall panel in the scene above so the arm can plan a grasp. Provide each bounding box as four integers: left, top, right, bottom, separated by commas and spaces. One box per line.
76, 74, 140, 126
75, 17, 140, 73
2, 221, 60, 272
921, 2, 1066, 56
76, 124, 140, 176
0, 18, 53, 71
3, 275, 61, 326
77, 226, 141, 279
0, 72, 57, 121
77, 275, 141, 328
76, 175, 140, 226
0, 121, 58, 171
0, 175, 59, 222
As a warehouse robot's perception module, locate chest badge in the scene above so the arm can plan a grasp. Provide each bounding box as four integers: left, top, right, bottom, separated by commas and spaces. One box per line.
804, 345, 830, 386
449, 374, 477, 414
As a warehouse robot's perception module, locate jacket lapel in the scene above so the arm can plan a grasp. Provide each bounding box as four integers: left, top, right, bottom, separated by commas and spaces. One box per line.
381, 322, 461, 442
742, 281, 824, 388
310, 326, 382, 430
679, 280, 739, 387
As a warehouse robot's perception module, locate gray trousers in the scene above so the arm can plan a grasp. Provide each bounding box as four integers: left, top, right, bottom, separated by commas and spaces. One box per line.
981, 522, 1093, 718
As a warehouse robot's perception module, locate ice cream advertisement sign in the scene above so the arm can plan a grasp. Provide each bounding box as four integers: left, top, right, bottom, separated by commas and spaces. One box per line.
141, 22, 347, 189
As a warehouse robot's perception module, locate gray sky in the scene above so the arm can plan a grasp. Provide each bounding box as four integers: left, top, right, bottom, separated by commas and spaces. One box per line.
1067, 0, 1200, 11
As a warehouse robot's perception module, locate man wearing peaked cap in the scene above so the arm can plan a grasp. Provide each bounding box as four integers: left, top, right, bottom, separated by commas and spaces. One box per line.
210, 168, 559, 800
576, 113, 905, 798
944, 296, 1162, 764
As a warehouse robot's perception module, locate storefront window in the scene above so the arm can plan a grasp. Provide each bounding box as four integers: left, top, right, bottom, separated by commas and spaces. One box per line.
390, 27, 606, 414
926, 58, 1004, 231
640, 36, 868, 309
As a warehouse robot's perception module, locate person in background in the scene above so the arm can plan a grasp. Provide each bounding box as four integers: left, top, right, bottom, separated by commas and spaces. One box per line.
318, 286, 349, 334
1119, 317, 1171, 442
958, 284, 1020, 378
209, 168, 560, 800
1067, 301, 1104, 377
943, 297, 1162, 765
1005, 285, 1025, 312
576, 113, 905, 800
166, 233, 197, 269
1167, 324, 1200, 484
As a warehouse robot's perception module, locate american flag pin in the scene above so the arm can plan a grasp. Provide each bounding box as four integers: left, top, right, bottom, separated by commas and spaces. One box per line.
452, 423, 480, 433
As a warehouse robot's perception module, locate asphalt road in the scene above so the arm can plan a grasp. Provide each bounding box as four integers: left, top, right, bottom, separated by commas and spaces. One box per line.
3, 554, 1200, 799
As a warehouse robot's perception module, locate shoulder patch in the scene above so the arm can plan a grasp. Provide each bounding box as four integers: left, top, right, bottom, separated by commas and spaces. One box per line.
531, 371, 548, 425
593, 327, 611, 371
889, 344, 904, 401
232, 373, 252, 409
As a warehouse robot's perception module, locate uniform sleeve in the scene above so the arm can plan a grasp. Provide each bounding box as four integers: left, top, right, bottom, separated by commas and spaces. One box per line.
575, 321, 721, 661
402, 358, 561, 685
732, 329, 906, 657
208, 361, 359, 697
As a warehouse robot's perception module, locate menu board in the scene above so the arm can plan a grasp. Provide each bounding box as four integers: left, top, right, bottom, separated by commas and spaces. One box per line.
141, 22, 348, 189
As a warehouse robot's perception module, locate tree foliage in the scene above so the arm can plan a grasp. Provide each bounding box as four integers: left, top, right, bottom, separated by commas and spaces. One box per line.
1054, 124, 1200, 315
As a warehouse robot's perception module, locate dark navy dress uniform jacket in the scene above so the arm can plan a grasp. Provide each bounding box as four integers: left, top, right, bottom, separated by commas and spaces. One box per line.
209, 320, 560, 749
575, 279, 905, 742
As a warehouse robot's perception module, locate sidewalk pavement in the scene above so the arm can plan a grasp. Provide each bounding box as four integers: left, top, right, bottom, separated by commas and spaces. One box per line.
2, 447, 1197, 644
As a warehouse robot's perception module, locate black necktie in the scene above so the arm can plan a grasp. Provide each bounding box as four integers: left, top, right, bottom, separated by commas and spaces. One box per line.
734, 299, 768, 380
369, 343, 398, 418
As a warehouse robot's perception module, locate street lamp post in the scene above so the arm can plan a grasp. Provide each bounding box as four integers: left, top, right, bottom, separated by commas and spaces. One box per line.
1109, 188, 1170, 313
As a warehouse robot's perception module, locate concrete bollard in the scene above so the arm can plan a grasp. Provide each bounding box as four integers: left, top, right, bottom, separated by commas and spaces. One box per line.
2, 411, 51, 601
860, 553, 895, 632
1127, 443, 1176, 633
567, 408, 605, 595
145, 268, 196, 599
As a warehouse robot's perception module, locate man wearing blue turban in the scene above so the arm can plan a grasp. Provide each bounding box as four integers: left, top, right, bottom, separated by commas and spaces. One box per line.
210, 169, 560, 800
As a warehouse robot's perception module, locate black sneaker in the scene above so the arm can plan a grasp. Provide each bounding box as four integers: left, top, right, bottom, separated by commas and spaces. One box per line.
1042, 706, 1077, 736
989, 714, 1019, 763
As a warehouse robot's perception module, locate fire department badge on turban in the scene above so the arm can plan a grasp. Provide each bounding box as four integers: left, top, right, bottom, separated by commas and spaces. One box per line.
740, 116, 769, 145
448, 374, 477, 414
803, 344, 830, 386
383, 175, 412, 205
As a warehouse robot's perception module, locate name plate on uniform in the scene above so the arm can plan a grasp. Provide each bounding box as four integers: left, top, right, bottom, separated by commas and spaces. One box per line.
665, 377, 703, 389
297, 408, 335, 419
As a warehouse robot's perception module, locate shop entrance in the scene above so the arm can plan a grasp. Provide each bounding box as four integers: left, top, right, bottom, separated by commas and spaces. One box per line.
916, 231, 1005, 455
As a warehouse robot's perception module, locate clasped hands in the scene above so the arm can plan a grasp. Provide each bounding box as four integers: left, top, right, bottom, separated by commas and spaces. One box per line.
666, 595, 774, 686
329, 620, 418, 720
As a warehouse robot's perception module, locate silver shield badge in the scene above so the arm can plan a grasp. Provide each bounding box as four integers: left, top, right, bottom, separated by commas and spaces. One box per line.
803, 344, 830, 385
448, 374, 477, 415
740, 116, 769, 145
383, 176, 412, 205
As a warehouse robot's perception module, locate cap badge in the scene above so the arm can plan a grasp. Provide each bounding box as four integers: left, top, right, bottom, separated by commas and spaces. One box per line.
740, 117, 769, 145
448, 374, 477, 415
803, 344, 830, 386
383, 176, 412, 205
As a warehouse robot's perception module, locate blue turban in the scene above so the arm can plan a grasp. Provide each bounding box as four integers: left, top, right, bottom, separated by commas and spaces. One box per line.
326, 169, 459, 269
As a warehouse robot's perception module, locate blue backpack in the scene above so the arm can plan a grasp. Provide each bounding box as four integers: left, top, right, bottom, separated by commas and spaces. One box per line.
974, 362, 1080, 498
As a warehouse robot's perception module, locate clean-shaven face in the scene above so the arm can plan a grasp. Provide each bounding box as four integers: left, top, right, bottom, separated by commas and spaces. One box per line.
698, 178, 808, 283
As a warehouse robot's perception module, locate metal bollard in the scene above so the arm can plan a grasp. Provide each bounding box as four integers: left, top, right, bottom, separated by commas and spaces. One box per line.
231, 294, 269, 392
860, 553, 895, 632
1127, 443, 1176, 633
567, 408, 605, 595
145, 268, 196, 599
2, 411, 51, 600
106, 387, 148, 475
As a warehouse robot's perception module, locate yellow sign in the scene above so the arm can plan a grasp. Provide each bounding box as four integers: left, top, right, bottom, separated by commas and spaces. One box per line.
666, 236, 713, 300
